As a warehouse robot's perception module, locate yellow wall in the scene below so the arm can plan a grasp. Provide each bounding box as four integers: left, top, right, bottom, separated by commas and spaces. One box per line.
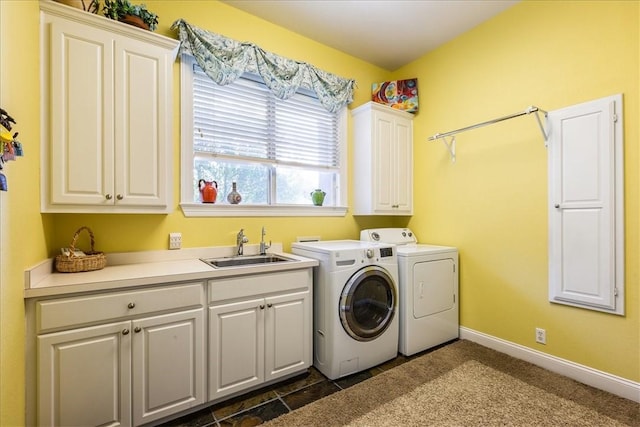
0, 0, 638, 425
1, 2, 51, 426
48, 0, 395, 253
399, 0, 639, 381
0, 1, 392, 425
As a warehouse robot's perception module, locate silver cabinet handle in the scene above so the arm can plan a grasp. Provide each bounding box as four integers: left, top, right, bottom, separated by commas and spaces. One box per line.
116, 194, 124, 200
128, 302, 135, 309
122, 329, 130, 335
105, 194, 113, 200
134, 326, 142, 333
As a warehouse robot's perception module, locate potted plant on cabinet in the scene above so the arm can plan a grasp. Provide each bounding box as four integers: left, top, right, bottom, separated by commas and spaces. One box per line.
103, 0, 158, 31
53, 0, 100, 13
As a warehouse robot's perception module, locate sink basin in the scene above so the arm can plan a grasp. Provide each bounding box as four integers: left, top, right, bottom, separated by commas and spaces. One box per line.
200, 254, 296, 269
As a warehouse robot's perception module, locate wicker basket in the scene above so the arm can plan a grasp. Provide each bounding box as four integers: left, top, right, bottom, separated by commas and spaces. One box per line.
55, 226, 107, 273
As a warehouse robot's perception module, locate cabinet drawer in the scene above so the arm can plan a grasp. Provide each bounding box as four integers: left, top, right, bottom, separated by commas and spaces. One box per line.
208, 269, 311, 303
36, 282, 204, 333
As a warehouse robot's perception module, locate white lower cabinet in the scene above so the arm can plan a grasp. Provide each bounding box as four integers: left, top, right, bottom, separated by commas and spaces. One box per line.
33, 283, 205, 427
208, 270, 312, 401
38, 321, 132, 427
131, 310, 204, 426
28, 268, 313, 426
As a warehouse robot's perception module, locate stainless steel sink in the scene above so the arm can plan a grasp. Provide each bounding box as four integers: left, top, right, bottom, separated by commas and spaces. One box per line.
200, 254, 296, 269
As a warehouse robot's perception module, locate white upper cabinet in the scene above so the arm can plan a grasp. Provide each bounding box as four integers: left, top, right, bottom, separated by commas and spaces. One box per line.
352, 102, 414, 215
548, 94, 624, 315
40, 1, 178, 213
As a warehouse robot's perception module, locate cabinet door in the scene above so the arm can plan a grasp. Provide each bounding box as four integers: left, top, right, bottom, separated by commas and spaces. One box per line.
372, 110, 413, 214
113, 38, 171, 207
37, 321, 131, 427
209, 298, 264, 400
132, 309, 205, 426
49, 18, 115, 206
372, 110, 396, 212
264, 290, 311, 382
392, 116, 413, 214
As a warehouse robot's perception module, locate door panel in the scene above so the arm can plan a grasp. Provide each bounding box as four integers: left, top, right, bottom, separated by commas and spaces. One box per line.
548, 94, 623, 313
413, 259, 455, 317
132, 309, 204, 426
37, 322, 131, 427
209, 299, 264, 400
264, 291, 310, 381
50, 19, 114, 205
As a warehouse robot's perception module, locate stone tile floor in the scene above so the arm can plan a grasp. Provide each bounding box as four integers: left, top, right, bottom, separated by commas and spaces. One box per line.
156, 346, 439, 427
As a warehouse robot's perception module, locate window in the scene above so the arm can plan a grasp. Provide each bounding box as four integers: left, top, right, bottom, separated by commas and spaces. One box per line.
180, 55, 347, 217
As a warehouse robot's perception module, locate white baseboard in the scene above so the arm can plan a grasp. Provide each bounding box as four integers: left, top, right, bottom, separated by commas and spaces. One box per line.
460, 327, 640, 403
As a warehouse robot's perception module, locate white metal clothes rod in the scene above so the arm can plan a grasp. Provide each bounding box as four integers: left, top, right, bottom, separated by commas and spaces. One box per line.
428, 105, 548, 162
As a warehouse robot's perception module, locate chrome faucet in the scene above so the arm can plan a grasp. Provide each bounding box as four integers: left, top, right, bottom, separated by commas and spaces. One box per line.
259, 226, 271, 255
236, 229, 248, 256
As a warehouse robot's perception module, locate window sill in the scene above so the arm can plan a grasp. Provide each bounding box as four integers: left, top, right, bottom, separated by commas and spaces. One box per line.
180, 203, 348, 217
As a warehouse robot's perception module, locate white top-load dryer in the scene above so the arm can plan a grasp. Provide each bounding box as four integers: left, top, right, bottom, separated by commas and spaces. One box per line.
361, 228, 459, 356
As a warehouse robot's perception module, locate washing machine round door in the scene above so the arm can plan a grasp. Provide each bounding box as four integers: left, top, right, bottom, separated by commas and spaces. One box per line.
339, 266, 396, 341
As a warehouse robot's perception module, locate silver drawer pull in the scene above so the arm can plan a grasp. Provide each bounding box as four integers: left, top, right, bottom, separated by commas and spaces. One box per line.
128, 302, 136, 309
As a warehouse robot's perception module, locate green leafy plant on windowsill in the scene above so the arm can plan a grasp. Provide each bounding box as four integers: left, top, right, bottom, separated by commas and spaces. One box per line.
103, 0, 159, 31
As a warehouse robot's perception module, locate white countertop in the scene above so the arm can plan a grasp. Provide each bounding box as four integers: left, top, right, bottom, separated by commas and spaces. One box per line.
24, 243, 318, 298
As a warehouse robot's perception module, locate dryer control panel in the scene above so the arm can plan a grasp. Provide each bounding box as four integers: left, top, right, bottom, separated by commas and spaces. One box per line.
361, 228, 418, 245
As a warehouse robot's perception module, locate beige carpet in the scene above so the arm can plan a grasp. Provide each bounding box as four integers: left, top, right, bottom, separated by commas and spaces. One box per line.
346, 360, 623, 426
264, 340, 640, 427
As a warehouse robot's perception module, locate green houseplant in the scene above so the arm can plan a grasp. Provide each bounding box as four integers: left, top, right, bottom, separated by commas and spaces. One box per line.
54, 0, 100, 13
103, 0, 158, 31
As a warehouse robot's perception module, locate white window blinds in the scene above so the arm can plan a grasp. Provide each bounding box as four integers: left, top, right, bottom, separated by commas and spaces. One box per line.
192, 64, 339, 170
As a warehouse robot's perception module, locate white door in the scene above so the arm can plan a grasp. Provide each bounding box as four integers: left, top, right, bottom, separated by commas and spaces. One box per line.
373, 110, 413, 214
50, 18, 114, 206
37, 322, 131, 427
132, 309, 205, 426
394, 117, 413, 213
413, 259, 455, 317
209, 298, 264, 400
113, 38, 169, 207
548, 94, 624, 314
264, 291, 311, 381
373, 110, 395, 212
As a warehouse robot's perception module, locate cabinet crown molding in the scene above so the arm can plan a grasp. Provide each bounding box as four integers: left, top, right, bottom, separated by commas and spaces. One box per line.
40, 0, 180, 54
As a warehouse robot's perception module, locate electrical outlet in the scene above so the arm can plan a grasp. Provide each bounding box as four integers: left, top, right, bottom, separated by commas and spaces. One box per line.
535, 327, 546, 344
169, 233, 182, 250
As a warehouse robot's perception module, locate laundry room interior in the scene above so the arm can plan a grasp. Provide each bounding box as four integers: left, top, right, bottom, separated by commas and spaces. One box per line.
1, 0, 638, 426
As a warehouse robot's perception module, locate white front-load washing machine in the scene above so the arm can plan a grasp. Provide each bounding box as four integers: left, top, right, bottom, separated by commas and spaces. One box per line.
361, 228, 459, 356
291, 240, 399, 380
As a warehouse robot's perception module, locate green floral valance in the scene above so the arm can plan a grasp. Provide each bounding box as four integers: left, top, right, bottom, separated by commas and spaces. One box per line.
171, 19, 356, 113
